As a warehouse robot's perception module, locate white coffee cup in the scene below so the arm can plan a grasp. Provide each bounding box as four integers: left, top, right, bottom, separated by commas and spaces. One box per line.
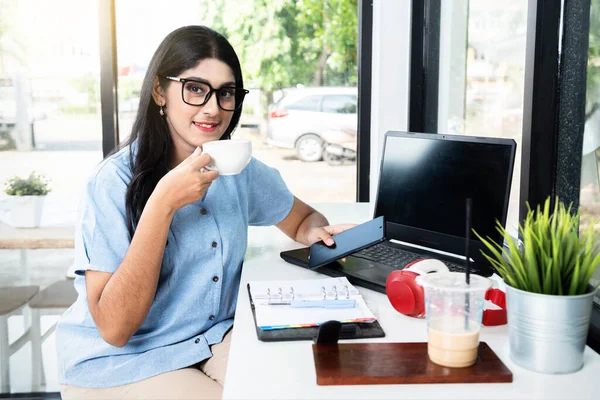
201, 139, 252, 175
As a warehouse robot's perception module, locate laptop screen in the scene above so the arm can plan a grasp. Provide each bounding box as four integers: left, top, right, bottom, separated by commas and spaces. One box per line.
374, 131, 516, 262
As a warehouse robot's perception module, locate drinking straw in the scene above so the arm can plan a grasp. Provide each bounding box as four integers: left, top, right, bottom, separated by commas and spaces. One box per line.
465, 198, 472, 331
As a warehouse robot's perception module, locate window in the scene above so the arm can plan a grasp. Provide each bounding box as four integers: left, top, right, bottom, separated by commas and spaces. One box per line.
116, 0, 360, 203
286, 95, 323, 112
0, 0, 103, 393
322, 95, 357, 114
437, 0, 527, 236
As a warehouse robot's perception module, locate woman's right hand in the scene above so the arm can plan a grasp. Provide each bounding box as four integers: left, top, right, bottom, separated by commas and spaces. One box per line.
152, 147, 219, 212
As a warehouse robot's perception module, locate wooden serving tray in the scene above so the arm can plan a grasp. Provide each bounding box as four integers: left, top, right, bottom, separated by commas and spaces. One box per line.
312, 342, 512, 385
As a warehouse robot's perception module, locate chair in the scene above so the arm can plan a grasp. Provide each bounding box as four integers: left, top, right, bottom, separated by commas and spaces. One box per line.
0, 285, 39, 393
29, 279, 77, 390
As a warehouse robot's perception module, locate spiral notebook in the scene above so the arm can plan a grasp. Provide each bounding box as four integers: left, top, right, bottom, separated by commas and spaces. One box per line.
247, 277, 376, 331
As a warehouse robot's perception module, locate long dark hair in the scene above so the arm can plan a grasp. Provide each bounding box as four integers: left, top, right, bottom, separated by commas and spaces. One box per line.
116, 26, 244, 237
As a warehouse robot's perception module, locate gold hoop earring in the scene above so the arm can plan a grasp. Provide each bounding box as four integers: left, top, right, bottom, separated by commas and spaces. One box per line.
159, 105, 165, 116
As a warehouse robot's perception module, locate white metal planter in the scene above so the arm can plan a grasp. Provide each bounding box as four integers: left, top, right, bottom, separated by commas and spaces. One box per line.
506, 284, 596, 374
4, 195, 45, 228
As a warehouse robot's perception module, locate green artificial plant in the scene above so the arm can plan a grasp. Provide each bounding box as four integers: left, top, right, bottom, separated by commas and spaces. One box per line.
475, 197, 600, 296
4, 172, 51, 196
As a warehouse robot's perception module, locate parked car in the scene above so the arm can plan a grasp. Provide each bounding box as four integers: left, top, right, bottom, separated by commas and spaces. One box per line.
266, 86, 358, 162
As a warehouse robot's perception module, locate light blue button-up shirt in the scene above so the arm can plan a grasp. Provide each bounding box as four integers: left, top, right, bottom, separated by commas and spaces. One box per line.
55, 144, 294, 388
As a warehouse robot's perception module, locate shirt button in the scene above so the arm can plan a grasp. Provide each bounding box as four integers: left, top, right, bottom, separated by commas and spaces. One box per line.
212, 241, 218, 248
200, 208, 208, 215
212, 276, 219, 282
195, 338, 200, 344
209, 315, 215, 321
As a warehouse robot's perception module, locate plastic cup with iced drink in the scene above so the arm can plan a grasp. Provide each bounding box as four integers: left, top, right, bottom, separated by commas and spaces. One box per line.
417, 272, 491, 368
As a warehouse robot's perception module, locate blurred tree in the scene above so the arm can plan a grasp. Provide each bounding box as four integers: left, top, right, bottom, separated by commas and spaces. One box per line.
198, 0, 229, 38
199, 0, 358, 112
299, 0, 358, 87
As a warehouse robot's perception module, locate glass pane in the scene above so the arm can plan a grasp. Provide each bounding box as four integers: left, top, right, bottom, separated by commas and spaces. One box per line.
322, 95, 358, 114
581, 0, 600, 297
285, 95, 323, 111
0, 0, 102, 393
116, 0, 358, 203
438, 0, 527, 236
115, 1, 206, 143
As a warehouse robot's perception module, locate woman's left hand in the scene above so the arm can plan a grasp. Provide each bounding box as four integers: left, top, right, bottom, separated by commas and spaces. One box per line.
306, 224, 357, 246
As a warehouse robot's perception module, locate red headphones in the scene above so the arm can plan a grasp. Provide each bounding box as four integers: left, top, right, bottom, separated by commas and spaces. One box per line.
386, 259, 447, 318
385, 259, 507, 325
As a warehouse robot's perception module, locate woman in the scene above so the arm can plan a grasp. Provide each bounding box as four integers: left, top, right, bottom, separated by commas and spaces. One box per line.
56, 25, 351, 399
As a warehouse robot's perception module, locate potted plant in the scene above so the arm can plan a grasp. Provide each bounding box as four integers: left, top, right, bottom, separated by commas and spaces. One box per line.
2, 172, 51, 228
475, 196, 600, 374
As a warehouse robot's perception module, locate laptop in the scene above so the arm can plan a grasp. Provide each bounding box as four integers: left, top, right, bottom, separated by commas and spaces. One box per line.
281, 131, 517, 294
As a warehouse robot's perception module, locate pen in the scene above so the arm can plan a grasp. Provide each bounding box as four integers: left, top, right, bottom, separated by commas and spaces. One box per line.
290, 299, 356, 309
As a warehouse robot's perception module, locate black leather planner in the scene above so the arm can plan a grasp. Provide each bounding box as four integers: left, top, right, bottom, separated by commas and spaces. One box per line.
247, 284, 385, 342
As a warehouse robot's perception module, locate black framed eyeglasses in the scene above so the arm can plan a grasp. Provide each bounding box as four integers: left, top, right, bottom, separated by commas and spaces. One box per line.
165, 76, 249, 111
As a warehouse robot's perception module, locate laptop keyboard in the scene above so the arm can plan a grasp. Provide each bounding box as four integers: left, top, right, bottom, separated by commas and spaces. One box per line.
353, 243, 469, 273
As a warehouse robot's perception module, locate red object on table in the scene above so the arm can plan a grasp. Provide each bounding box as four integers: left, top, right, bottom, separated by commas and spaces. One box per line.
482, 288, 507, 326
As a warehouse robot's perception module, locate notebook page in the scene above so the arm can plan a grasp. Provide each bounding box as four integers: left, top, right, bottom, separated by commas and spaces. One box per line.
249, 277, 360, 301
248, 277, 376, 330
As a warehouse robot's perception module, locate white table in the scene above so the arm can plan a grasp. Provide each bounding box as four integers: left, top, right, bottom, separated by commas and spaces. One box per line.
223, 203, 600, 400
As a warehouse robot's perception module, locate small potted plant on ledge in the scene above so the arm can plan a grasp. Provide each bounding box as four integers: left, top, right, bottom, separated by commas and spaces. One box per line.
2, 172, 51, 228
475, 197, 600, 374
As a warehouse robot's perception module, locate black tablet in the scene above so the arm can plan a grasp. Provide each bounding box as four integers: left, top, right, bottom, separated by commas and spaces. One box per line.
307, 216, 385, 269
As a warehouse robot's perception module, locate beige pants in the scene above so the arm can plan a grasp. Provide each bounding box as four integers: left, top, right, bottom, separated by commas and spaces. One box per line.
60, 331, 232, 400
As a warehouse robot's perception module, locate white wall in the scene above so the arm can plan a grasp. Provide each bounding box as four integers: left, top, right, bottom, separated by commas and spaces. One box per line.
369, 0, 412, 211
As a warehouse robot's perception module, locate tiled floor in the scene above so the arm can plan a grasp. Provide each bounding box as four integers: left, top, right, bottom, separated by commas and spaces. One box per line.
1, 248, 73, 396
